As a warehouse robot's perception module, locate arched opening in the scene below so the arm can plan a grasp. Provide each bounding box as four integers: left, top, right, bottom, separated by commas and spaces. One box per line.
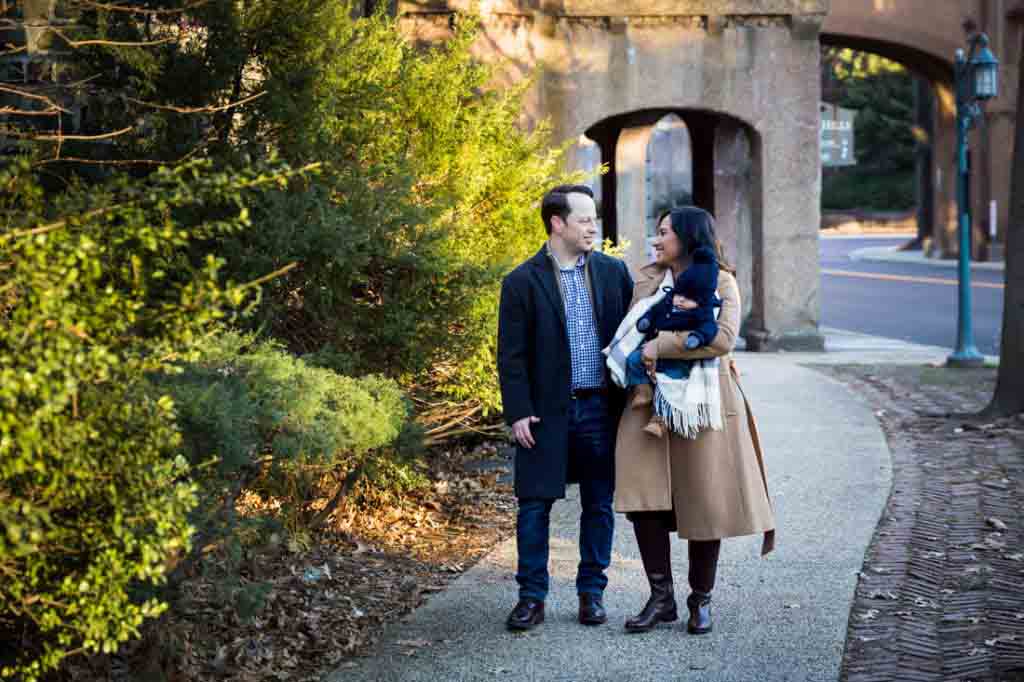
820, 33, 969, 258
581, 108, 761, 333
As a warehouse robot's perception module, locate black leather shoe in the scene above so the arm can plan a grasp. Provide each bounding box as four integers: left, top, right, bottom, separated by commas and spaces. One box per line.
686, 591, 712, 634
578, 593, 607, 625
506, 598, 545, 631
625, 573, 678, 633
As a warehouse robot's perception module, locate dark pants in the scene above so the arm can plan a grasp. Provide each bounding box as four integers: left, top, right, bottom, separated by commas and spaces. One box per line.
630, 511, 721, 594
515, 393, 614, 601
625, 348, 692, 388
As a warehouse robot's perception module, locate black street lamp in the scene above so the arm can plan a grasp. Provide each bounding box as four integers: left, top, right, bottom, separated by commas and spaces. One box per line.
948, 33, 999, 368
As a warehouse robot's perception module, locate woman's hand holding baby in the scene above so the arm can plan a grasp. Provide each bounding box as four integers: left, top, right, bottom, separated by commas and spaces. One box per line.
672, 295, 698, 310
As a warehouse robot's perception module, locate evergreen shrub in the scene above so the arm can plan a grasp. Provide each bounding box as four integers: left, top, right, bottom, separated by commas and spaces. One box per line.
157, 330, 412, 530
0, 160, 302, 680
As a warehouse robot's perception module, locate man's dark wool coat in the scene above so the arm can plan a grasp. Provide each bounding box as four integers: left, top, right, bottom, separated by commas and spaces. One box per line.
497, 246, 634, 500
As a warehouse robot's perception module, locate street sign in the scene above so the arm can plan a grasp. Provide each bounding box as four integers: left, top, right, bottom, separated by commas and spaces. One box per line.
820, 103, 856, 167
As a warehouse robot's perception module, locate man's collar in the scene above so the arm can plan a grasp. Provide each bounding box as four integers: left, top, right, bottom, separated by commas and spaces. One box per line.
545, 241, 588, 271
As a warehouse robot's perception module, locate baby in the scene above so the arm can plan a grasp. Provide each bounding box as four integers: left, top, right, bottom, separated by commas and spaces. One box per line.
624, 246, 721, 438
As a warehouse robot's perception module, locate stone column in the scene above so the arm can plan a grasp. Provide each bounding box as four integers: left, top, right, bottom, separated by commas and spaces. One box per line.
743, 123, 823, 352
984, 111, 1015, 254
742, 17, 825, 352
592, 128, 622, 244
978, 38, 1017, 258
914, 77, 935, 245
616, 123, 656, 271
979, 0, 1015, 257
713, 120, 756, 328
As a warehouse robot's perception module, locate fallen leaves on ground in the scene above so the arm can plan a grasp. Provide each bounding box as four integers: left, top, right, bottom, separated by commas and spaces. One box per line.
58, 441, 515, 682
819, 365, 1024, 681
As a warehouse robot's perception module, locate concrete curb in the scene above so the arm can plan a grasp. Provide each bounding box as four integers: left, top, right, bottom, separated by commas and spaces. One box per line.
819, 232, 917, 241
816, 327, 999, 366
849, 245, 1005, 273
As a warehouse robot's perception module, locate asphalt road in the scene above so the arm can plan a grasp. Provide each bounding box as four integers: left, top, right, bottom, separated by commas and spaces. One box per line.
820, 236, 1005, 356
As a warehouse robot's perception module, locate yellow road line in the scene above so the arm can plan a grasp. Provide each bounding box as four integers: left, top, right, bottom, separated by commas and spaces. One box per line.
822, 269, 1005, 290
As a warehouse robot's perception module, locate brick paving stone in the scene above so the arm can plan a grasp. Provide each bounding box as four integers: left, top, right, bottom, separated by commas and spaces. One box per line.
819, 365, 1024, 682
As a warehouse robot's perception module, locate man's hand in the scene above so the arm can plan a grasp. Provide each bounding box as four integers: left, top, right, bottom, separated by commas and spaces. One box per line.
512, 416, 540, 449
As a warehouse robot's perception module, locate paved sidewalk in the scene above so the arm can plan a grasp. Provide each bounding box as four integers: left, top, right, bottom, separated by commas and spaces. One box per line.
327, 340, 902, 682
850, 245, 1005, 272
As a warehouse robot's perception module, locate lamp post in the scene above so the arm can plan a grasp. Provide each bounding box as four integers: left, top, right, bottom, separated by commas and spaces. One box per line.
948, 33, 999, 368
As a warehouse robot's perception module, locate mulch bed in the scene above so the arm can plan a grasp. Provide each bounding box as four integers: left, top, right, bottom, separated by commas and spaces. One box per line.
816, 365, 1024, 682
58, 442, 516, 682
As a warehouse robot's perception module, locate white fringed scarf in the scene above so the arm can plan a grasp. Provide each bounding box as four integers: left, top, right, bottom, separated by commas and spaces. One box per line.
603, 270, 722, 439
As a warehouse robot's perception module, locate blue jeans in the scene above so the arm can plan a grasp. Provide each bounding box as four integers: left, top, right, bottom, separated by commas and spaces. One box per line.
515, 393, 614, 601
625, 348, 693, 387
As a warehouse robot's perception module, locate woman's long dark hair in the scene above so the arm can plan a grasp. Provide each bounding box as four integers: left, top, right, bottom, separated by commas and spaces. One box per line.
657, 206, 736, 275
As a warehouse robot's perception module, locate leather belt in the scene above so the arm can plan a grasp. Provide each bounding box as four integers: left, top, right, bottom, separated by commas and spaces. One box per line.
570, 387, 608, 400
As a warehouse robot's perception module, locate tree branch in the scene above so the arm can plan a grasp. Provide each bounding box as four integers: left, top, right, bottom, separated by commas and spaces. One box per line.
69, 0, 212, 15
7, 126, 133, 142
0, 85, 68, 113
48, 26, 174, 48
123, 91, 265, 114
31, 156, 167, 168
0, 45, 27, 58
0, 107, 62, 117
309, 463, 367, 530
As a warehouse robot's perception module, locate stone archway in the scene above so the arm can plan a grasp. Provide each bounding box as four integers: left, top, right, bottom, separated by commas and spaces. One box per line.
400, 1, 829, 351
584, 108, 762, 336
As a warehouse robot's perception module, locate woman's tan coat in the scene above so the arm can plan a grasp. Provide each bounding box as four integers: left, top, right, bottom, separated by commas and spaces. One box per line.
614, 263, 776, 555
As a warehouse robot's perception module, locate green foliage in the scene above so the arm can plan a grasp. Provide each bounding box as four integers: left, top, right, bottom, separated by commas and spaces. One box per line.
205, 6, 571, 411
0, 160, 296, 681
16, 1, 572, 412
4, 2, 565, 676
158, 330, 408, 508
601, 238, 632, 260
822, 169, 916, 212
148, 330, 419, 626
822, 48, 918, 211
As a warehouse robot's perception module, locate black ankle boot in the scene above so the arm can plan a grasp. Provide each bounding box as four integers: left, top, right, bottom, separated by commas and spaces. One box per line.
686, 591, 712, 634
625, 573, 678, 633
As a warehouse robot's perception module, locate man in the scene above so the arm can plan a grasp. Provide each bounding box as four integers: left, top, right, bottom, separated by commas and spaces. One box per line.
497, 184, 634, 631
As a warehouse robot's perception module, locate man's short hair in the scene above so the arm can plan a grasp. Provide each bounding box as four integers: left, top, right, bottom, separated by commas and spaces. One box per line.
541, 184, 595, 235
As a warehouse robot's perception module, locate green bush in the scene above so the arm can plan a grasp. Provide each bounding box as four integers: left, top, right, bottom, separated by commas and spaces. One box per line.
0, 160, 303, 680
822, 169, 915, 211
158, 331, 410, 521
14, 1, 574, 415
209, 6, 574, 411
821, 49, 917, 212
147, 330, 414, 622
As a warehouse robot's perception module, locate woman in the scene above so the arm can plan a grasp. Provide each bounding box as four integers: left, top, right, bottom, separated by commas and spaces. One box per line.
615, 206, 775, 635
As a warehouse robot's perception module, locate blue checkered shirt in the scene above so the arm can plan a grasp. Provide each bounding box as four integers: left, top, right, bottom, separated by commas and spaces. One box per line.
551, 251, 605, 390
